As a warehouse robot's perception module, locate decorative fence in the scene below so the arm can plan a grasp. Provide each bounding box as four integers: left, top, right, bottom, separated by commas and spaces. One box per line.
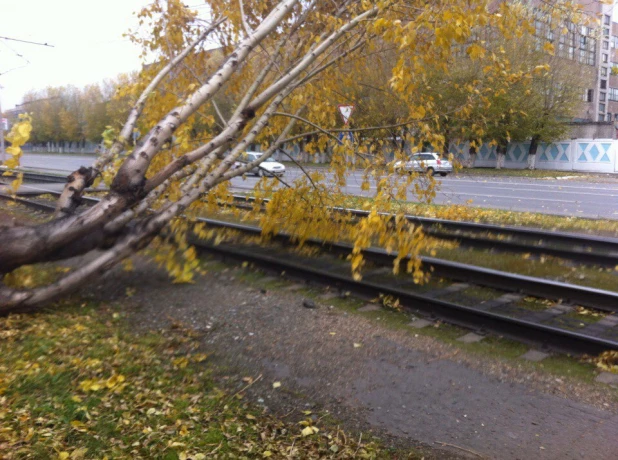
450, 139, 618, 174
22, 142, 100, 154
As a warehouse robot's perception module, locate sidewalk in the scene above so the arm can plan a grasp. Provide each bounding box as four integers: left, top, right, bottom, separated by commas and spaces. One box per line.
82, 259, 618, 460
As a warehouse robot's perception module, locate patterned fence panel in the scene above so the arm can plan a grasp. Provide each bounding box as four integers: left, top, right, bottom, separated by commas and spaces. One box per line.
448, 142, 469, 165
572, 140, 616, 173
536, 142, 573, 171
505, 143, 530, 168
473, 143, 498, 167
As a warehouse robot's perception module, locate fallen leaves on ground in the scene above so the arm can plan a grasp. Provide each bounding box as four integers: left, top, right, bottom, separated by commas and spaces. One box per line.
587, 351, 618, 375
0, 307, 386, 459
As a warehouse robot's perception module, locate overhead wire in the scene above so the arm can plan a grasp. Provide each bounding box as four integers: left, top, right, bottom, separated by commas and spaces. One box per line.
0, 39, 31, 76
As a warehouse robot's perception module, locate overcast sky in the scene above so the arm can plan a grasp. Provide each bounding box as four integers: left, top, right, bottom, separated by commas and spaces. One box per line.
0, 1, 617, 111
0, 0, 208, 110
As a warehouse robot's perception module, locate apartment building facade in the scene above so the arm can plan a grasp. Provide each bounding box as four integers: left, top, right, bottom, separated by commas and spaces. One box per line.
529, 0, 614, 123
570, 0, 614, 122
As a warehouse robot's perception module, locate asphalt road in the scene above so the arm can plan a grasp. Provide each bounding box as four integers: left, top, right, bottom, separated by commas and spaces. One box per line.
19, 153, 618, 220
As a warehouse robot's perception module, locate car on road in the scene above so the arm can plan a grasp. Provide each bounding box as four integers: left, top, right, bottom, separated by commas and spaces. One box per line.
237, 151, 286, 177
394, 152, 453, 176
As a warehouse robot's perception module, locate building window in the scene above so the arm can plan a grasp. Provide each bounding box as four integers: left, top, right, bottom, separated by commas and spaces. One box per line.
602, 67, 608, 77
603, 53, 609, 63
604, 28, 610, 37
600, 92, 606, 102
605, 15, 611, 26
600, 103, 606, 113
608, 113, 612, 122
588, 51, 596, 66
601, 79, 607, 89
580, 35, 587, 47
609, 88, 618, 101
585, 89, 594, 102
599, 114, 605, 121
603, 41, 609, 50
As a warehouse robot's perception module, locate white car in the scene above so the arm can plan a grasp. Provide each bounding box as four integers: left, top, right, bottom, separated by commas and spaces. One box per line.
394, 152, 453, 177
239, 151, 286, 177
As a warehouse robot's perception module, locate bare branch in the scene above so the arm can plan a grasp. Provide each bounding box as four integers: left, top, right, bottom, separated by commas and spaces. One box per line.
239, 0, 255, 36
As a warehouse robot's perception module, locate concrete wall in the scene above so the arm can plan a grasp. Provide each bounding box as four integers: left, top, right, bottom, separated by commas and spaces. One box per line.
565, 123, 615, 139
450, 138, 618, 173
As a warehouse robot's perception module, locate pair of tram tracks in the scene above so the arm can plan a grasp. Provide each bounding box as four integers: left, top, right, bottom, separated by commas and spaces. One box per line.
2, 175, 618, 354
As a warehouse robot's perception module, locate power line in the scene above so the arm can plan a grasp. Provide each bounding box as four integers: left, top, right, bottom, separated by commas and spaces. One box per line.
0, 36, 54, 48
0, 40, 31, 76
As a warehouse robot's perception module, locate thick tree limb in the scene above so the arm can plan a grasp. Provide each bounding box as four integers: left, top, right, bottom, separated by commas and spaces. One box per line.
52, 18, 227, 218
113, 0, 300, 196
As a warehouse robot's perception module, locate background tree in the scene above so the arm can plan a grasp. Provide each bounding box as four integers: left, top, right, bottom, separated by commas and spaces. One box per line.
0, 0, 587, 311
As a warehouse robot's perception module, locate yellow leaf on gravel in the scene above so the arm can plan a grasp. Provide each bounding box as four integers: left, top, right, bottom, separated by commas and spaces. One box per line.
263, 451, 273, 457
246, 414, 256, 420
59, 453, 70, 460
301, 426, 319, 436
353, 343, 362, 348
273, 381, 281, 389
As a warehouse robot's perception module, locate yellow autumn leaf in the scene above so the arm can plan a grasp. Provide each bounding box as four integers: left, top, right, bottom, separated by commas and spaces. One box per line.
70, 420, 88, 432
273, 381, 281, 389
543, 42, 555, 55
466, 43, 486, 60
70, 447, 88, 459
353, 343, 362, 348
301, 426, 319, 436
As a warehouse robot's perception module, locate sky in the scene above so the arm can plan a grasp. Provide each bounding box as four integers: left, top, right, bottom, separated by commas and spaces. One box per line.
0, 0, 617, 111
0, 0, 208, 111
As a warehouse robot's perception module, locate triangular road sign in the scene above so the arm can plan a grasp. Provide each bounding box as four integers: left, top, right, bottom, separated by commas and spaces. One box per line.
338, 104, 355, 125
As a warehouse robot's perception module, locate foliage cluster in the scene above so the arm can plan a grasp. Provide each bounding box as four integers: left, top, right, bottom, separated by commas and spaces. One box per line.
0, 0, 601, 311
1, 114, 32, 193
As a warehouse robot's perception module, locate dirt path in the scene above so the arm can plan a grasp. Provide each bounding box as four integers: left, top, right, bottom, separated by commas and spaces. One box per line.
79, 259, 618, 459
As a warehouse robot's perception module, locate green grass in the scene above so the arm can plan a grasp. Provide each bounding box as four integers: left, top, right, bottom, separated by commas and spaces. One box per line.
342, 195, 618, 237
0, 300, 399, 459
280, 161, 610, 180
456, 167, 595, 179
429, 247, 618, 292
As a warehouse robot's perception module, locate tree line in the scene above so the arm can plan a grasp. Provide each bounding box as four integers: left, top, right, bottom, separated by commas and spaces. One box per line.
15, 1, 588, 166
16, 74, 135, 146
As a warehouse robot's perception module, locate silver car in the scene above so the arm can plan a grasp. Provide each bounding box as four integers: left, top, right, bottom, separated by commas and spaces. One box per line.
394, 152, 453, 177
236, 151, 286, 177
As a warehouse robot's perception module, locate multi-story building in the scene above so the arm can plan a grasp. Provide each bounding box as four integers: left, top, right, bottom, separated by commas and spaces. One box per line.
531, 0, 614, 123
579, 0, 615, 123
572, 1, 614, 122
605, 21, 618, 123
